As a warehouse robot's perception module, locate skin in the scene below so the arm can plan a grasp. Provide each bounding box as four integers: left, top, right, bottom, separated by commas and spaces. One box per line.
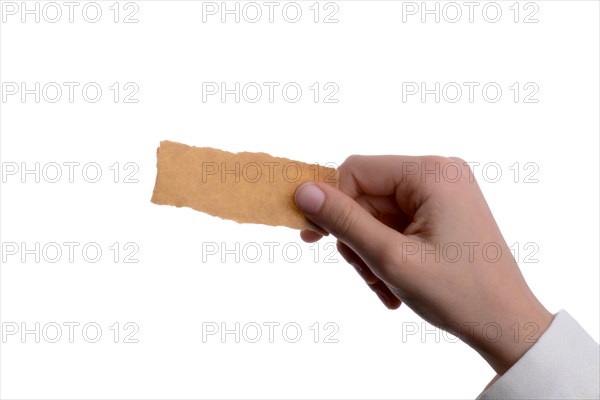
294, 155, 553, 376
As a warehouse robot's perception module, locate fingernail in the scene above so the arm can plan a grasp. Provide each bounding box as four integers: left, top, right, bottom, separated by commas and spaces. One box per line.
374, 289, 393, 309
294, 183, 325, 214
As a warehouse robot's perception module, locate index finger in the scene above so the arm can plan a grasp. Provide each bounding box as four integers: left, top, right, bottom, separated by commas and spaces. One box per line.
339, 155, 440, 217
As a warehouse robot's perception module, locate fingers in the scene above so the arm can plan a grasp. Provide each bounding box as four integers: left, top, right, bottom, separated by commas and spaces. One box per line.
371, 280, 402, 310
337, 241, 401, 310
336, 241, 379, 284
294, 181, 411, 280
301, 196, 408, 241
300, 230, 322, 243
353, 194, 401, 217
338, 155, 438, 217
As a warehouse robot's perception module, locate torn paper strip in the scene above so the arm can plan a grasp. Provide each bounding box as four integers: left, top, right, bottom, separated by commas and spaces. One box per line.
151, 140, 338, 233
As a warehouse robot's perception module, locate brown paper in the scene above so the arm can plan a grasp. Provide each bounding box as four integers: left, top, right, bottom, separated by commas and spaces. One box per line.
151, 140, 338, 233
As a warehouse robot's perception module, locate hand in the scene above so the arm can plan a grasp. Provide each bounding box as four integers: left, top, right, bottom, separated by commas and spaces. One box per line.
294, 155, 553, 375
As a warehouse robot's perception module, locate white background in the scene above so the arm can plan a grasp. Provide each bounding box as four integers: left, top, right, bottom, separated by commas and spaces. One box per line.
1, 1, 598, 399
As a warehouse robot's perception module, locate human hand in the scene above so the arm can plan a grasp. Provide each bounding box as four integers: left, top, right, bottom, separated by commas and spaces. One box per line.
294, 155, 553, 375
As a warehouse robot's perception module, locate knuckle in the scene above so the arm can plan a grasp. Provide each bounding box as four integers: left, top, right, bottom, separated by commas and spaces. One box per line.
340, 154, 362, 171
420, 156, 474, 187
449, 156, 466, 165
448, 156, 470, 174
422, 155, 447, 167
447, 157, 469, 180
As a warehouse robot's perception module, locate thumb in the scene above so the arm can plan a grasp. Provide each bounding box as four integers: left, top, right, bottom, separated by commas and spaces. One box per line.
294, 181, 408, 271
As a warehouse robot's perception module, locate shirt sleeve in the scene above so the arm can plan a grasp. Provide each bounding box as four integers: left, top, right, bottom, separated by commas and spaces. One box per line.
477, 310, 600, 400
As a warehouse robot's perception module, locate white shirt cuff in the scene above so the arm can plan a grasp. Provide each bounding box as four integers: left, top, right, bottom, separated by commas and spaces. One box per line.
477, 310, 600, 400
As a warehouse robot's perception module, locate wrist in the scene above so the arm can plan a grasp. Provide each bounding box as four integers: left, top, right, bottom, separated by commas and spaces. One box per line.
474, 304, 554, 375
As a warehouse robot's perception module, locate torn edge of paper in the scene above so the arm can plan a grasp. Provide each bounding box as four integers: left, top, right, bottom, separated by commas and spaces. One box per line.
151, 140, 338, 234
